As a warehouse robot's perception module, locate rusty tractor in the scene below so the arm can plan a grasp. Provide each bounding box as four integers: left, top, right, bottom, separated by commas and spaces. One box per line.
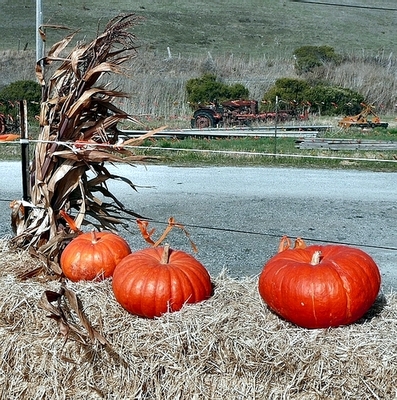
191, 99, 309, 129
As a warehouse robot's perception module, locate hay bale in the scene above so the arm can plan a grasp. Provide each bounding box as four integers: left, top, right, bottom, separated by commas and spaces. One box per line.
0, 238, 396, 399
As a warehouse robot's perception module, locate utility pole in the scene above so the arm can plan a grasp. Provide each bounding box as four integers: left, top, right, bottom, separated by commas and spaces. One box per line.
20, 0, 44, 202
36, 0, 44, 63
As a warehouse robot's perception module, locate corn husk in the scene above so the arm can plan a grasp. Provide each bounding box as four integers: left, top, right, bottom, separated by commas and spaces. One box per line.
11, 14, 160, 270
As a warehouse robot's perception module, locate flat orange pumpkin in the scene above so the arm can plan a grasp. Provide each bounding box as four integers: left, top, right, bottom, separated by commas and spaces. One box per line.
61, 230, 131, 282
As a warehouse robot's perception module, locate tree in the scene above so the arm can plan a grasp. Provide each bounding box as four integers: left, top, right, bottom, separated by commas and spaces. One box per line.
261, 78, 310, 110
262, 77, 365, 116
307, 85, 364, 115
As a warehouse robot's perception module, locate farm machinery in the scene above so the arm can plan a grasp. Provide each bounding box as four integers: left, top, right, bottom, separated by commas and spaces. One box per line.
0, 113, 20, 141
338, 103, 388, 129
190, 99, 309, 129
0, 108, 19, 135
0, 113, 9, 134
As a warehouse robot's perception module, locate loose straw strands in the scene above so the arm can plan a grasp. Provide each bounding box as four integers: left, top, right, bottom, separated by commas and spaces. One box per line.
0, 239, 396, 399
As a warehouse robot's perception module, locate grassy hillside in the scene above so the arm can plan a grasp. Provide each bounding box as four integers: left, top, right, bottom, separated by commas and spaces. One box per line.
1, 0, 397, 58
1, 1, 397, 124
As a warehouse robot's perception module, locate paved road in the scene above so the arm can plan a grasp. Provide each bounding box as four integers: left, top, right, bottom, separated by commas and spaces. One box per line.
1, 161, 396, 292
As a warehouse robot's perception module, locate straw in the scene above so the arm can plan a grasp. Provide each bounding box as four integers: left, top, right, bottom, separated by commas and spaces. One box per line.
0, 238, 395, 399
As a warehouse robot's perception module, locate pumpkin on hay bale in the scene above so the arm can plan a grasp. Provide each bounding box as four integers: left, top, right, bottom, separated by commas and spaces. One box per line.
59, 211, 131, 282
112, 218, 213, 318
60, 230, 131, 282
258, 236, 381, 329
0, 238, 396, 399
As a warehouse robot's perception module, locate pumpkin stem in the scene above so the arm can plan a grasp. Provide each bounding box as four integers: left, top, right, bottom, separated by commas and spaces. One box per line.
311, 250, 322, 265
294, 237, 307, 249
136, 217, 198, 253
278, 235, 291, 253
60, 210, 81, 234
160, 244, 171, 264
91, 229, 99, 244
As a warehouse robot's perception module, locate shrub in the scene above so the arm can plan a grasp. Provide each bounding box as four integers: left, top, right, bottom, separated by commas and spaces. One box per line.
0, 80, 41, 119
293, 45, 342, 74
261, 78, 365, 116
186, 73, 249, 107
307, 85, 365, 116
261, 78, 310, 110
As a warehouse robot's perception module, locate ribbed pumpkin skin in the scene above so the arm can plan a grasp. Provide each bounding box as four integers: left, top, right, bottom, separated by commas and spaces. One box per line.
112, 246, 212, 318
61, 231, 131, 282
258, 245, 381, 329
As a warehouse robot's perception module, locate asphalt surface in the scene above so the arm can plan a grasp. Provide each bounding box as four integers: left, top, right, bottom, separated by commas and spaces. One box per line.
1, 161, 397, 292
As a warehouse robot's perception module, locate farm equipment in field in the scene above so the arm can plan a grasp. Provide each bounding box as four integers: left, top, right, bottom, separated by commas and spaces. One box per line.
0, 112, 19, 134
0, 113, 20, 141
338, 103, 388, 129
0, 113, 8, 134
190, 99, 309, 129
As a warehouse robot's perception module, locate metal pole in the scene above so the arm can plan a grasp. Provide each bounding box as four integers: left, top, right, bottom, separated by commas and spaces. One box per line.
274, 96, 278, 157
36, 0, 43, 62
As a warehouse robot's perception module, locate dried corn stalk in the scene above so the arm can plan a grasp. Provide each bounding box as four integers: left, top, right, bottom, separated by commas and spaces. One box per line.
11, 14, 159, 271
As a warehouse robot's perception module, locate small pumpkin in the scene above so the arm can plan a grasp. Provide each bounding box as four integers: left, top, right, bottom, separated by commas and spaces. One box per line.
112, 244, 212, 318
61, 230, 131, 282
258, 237, 381, 329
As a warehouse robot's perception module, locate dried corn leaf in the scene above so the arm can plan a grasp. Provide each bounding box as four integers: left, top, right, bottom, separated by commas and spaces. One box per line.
38, 284, 109, 346
11, 13, 159, 271
83, 62, 123, 81
47, 30, 77, 60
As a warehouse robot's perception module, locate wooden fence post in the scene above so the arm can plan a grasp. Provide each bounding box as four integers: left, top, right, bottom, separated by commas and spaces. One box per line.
19, 100, 30, 201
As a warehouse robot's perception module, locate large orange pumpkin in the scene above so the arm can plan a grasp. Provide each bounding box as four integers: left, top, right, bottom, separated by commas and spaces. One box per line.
112, 244, 212, 318
258, 243, 381, 329
61, 230, 131, 282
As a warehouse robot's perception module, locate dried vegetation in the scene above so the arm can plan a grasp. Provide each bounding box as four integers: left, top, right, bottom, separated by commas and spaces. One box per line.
0, 238, 396, 399
9, 14, 160, 269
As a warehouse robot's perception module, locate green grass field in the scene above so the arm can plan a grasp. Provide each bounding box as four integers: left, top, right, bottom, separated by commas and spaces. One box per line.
1, 0, 397, 58
3, 128, 396, 171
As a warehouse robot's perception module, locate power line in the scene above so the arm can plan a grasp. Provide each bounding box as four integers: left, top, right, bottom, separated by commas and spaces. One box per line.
1, 207, 396, 251
2, 139, 397, 164
125, 218, 397, 252
291, 0, 397, 11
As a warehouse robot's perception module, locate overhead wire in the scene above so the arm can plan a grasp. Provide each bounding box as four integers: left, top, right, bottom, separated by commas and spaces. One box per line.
143, 218, 397, 252
1, 138, 397, 252
290, 0, 397, 12
1, 139, 397, 164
